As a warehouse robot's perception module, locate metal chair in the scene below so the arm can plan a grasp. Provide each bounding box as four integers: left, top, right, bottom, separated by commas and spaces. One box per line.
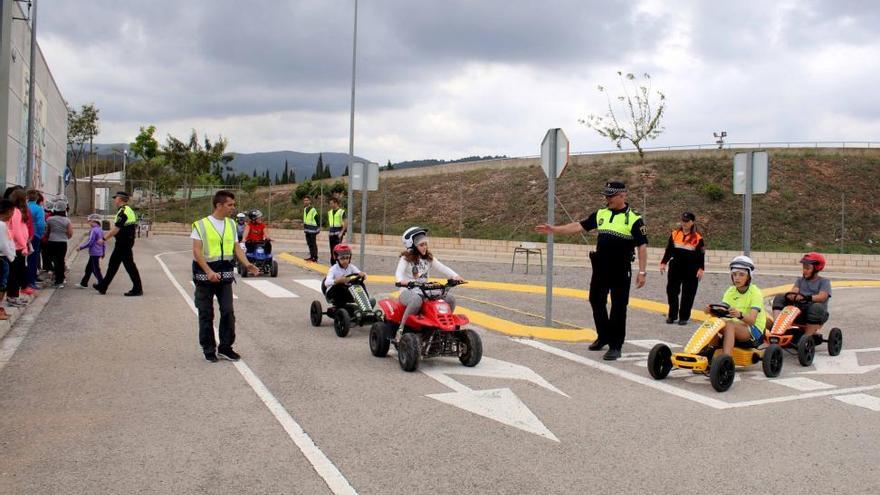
511, 242, 543, 274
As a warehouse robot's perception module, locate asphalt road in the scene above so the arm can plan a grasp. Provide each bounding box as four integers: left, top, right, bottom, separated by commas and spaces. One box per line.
2, 235, 879, 494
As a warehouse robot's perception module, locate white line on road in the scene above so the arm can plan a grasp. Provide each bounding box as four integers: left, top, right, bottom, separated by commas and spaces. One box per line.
833, 393, 880, 411
190, 281, 238, 299
294, 279, 325, 294
769, 377, 836, 391
241, 280, 299, 298
156, 251, 356, 495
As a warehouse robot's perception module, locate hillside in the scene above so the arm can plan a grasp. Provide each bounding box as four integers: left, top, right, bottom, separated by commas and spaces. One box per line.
150, 148, 880, 254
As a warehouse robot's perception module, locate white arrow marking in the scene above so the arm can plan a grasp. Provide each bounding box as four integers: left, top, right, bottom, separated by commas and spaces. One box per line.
418, 357, 566, 441
800, 348, 880, 375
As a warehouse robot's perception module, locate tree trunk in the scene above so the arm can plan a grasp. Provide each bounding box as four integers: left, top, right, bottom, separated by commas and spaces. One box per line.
88, 137, 94, 212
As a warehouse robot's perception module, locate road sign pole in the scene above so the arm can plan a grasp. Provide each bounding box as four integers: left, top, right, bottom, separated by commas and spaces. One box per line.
743, 151, 753, 255
545, 131, 556, 327
359, 163, 368, 269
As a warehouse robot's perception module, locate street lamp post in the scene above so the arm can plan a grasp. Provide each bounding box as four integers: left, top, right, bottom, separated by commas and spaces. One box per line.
714, 131, 727, 150
346, 0, 358, 242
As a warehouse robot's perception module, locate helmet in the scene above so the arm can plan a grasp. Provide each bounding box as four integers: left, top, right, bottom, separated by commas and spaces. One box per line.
729, 255, 755, 275
249, 209, 263, 220
799, 252, 826, 272
333, 243, 352, 257
402, 226, 428, 249
236, 212, 246, 219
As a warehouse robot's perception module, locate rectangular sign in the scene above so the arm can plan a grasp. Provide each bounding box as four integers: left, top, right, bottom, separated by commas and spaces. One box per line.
733, 151, 768, 194
350, 161, 379, 191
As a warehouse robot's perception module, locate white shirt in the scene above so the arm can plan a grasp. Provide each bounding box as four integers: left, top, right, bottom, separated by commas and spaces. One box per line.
324, 262, 362, 288
191, 215, 227, 240
395, 256, 458, 295
0, 221, 15, 261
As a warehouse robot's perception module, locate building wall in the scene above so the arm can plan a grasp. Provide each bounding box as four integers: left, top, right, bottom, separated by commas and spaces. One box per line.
0, 1, 67, 196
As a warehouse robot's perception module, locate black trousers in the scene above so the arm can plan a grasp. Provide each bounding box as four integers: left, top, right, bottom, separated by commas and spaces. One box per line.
45, 241, 68, 284
666, 264, 700, 322
588, 257, 632, 350
305, 232, 318, 260
81, 255, 104, 286
7, 251, 25, 298
195, 282, 235, 352
100, 240, 142, 292
328, 232, 342, 265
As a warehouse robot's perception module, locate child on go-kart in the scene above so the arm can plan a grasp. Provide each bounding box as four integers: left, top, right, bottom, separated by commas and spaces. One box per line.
323, 244, 368, 305
394, 226, 464, 342
770, 252, 831, 339
243, 209, 272, 256
704, 255, 768, 356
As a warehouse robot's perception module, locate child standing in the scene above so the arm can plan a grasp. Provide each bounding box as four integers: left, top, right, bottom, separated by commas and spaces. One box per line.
0, 200, 16, 319
45, 200, 73, 288
76, 213, 105, 288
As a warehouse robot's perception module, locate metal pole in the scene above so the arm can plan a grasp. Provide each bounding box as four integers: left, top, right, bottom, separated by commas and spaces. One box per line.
743, 151, 753, 255
840, 193, 845, 254
24, 0, 37, 188
345, 0, 358, 242
381, 172, 387, 236
267, 181, 272, 224
545, 130, 557, 326
359, 164, 368, 269
122, 149, 127, 185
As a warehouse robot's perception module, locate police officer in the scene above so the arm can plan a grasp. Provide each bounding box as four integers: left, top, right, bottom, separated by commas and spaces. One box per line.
327, 197, 346, 265
192, 190, 258, 362
659, 211, 705, 325
94, 191, 144, 296
535, 181, 648, 360
302, 195, 320, 262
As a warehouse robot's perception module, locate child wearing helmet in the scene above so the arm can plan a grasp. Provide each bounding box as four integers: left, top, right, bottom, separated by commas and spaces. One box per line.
394, 227, 464, 341
705, 255, 768, 356
236, 212, 247, 241
771, 252, 831, 338
243, 209, 272, 256
323, 244, 367, 305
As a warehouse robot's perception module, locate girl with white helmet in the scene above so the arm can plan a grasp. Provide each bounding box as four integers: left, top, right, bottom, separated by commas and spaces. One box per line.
705, 255, 768, 356
394, 226, 464, 342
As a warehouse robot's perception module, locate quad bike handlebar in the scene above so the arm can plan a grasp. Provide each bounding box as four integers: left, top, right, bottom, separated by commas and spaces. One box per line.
395, 279, 467, 298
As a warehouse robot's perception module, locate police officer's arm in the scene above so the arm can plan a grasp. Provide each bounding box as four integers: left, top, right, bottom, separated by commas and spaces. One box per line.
193, 238, 221, 282
633, 219, 649, 289
233, 242, 259, 274
534, 221, 585, 235
104, 210, 125, 241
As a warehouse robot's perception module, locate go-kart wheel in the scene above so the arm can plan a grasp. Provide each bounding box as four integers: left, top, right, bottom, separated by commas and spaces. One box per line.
369, 322, 391, 357
710, 354, 735, 392
398, 333, 421, 372
763, 344, 784, 378
333, 309, 351, 338
310, 301, 322, 327
237, 264, 243, 276
827, 328, 843, 356
241, 265, 248, 278
270, 260, 279, 278
647, 344, 673, 380
458, 329, 482, 367
797, 334, 815, 366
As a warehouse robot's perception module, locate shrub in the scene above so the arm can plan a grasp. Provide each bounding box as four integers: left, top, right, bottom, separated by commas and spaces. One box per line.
703, 183, 725, 201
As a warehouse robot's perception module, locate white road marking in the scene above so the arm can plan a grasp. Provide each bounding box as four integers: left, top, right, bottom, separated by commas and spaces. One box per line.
156, 251, 356, 495
190, 281, 238, 299
628, 339, 682, 350
799, 348, 880, 375
294, 279, 325, 294
242, 280, 299, 298
770, 377, 836, 391
833, 393, 880, 411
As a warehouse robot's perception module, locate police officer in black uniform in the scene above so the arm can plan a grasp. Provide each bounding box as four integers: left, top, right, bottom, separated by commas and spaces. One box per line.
93, 191, 143, 296
535, 181, 648, 360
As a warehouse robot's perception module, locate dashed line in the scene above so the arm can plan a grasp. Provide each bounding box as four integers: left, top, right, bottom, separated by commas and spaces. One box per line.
769, 377, 836, 391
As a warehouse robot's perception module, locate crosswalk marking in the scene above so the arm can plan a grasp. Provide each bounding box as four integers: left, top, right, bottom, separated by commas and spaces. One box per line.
769, 377, 835, 391
241, 280, 299, 298
833, 393, 880, 411
190, 281, 238, 299
294, 279, 324, 294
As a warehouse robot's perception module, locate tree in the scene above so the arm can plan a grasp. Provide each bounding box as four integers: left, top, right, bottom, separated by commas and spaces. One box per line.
281, 159, 290, 184
128, 125, 175, 197
385, 160, 394, 171
66, 103, 100, 212
162, 130, 229, 200
342, 165, 348, 177
580, 71, 665, 160
312, 154, 325, 181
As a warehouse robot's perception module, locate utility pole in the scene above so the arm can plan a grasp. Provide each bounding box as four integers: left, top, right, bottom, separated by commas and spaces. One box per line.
24, 0, 37, 188
346, 0, 358, 241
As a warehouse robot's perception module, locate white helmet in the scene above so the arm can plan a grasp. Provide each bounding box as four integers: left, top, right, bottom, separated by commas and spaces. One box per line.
729, 255, 755, 275
249, 209, 263, 220
402, 226, 428, 249
236, 212, 246, 219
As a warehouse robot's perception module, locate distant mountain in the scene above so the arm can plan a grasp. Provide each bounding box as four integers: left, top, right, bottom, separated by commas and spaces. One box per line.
390, 155, 508, 169
225, 151, 368, 182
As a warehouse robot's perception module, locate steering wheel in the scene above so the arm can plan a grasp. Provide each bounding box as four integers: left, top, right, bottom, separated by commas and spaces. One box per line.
708, 303, 731, 318
344, 273, 364, 284
784, 291, 804, 304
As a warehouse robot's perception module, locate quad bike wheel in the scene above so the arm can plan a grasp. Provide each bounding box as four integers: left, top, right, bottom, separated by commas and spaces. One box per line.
398, 333, 421, 372
827, 328, 843, 356
710, 354, 736, 392
310, 301, 322, 327
648, 344, 673, 380
458, 329, 482, 367
369, 322, 391, 357
270, 260, 279, 278
333, 308, 351, 338
763, 344, 784, 377
797, 334, 815, 366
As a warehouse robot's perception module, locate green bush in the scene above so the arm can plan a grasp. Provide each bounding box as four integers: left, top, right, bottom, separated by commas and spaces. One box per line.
703, 183, 725, 201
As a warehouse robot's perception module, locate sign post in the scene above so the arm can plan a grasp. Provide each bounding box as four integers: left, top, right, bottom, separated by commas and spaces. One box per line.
351, 161, 379, 268
733, 151, 768, 255
540, 128, 569, 326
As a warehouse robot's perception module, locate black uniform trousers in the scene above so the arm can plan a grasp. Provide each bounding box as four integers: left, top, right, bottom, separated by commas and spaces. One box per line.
588, 256, 632, 351
100, 239, 143, 292
195, 282, 235, 352
305, 232, 319, 260
328, 230, 342, 265
666, 263, 700, 322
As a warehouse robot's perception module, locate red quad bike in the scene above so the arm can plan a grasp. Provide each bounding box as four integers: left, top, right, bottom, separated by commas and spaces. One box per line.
369, 279, 482, 372
765, 292, 843, 367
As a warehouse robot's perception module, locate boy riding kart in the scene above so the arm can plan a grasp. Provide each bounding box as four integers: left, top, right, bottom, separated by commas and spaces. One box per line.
771, 252, 831, 340
323, 244, 369, 306
311, 244, 381, 337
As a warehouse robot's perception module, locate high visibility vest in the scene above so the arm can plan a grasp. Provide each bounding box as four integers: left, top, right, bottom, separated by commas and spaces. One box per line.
671, 228, 702, 251
303, 206, 319, 233
192, 217, 237, 263
328, 208, 345, 230
596, 207, 641, 240
115, 205, 137, 225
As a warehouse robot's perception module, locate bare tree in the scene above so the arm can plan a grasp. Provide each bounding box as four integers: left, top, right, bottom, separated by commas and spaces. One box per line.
580, 72, 665, 159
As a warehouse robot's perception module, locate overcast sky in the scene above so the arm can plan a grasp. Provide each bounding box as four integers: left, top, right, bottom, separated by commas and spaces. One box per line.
39, 0, 880, 163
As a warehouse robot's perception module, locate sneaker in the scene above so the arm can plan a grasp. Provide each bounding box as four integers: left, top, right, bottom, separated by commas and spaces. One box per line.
92, 283, 106, 295
204, 352, 218, 363
588, 340, 607, 351
74, 283, 87, 289
677, 319, 689, 326
217, 348, 241, 361
53, 284, 65, 289
6, 297, 26, 307
603, 348, 622, 361
665, 317, 675, 324
21, 287, 34, 296
124, 290, 144, 297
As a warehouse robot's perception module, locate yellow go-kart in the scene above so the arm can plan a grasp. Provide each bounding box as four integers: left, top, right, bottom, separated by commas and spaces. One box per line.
648, 303, 784, 392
